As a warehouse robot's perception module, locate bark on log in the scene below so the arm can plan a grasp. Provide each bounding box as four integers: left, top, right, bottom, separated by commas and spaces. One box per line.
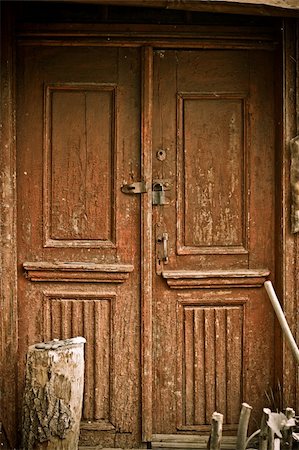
22, 337, 86, 450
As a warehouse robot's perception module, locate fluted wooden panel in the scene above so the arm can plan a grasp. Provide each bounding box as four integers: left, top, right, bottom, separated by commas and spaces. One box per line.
43, 294, 113, 424
178, 304, 243, 430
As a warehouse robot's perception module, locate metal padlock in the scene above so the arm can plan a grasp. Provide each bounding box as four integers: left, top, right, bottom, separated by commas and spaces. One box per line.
152, 182, 166, 205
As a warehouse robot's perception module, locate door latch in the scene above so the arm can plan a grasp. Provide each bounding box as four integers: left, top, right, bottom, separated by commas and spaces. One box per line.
157, 232, 169, 264
121, 181, 147, 194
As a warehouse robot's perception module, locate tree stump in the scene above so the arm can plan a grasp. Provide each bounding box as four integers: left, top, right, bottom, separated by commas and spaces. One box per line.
22, 337, 86, 450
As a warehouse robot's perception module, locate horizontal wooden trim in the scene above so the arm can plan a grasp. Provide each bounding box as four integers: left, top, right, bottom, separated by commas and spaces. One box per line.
80, 419, 115, 431
16, 24, 278, 50
162, 269, 270, 289
17, 23, 277, 39
23, 261, 134, 283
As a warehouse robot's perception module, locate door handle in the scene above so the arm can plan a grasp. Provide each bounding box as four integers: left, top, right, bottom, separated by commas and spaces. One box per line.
157, 232, 169, 264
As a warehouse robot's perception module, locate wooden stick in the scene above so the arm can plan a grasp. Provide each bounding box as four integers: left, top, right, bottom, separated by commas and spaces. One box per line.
259, 408, 272, 450
268, 428, 275, 450
264, 281, 299, 365
236, 403, 252, 450
281, 407, 295, 450
208, 412, 223, 450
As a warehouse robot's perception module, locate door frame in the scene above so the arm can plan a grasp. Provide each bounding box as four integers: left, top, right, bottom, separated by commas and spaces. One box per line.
1, 4, 298, 446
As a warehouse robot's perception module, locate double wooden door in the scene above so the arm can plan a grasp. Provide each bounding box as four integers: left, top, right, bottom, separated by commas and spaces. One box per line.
17, 41, 276, 447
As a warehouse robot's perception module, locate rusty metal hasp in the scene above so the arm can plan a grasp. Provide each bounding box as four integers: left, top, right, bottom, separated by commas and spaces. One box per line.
121, 181, 147, 194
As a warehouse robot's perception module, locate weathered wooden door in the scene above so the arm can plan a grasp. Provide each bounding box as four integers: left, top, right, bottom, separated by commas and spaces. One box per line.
17, 45, 142, 448
17, 39, 277, 447
152, 49, 276, 437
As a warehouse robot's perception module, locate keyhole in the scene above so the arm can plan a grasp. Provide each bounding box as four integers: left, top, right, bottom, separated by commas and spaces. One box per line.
156, 149, 166, 161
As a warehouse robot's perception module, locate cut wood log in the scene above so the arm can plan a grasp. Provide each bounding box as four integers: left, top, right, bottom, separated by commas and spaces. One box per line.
207, 412, 223, 450
236, 403, 252, 450
22, 337, 86, 450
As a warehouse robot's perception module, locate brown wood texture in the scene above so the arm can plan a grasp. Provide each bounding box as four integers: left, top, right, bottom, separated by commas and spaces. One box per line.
152, 48, 277, 435
0, 4, 18, 447
16, 44, 142, 448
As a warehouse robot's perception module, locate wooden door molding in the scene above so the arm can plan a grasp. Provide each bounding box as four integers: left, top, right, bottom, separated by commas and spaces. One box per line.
16, 23, 278, 50
281, 19, 299, 411
141, 46, 154, 442
23, 261, 134, 283
162, 269, 270, 289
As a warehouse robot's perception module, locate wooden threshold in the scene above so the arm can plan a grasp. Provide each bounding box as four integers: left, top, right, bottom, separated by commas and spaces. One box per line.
151, 434, 237, 449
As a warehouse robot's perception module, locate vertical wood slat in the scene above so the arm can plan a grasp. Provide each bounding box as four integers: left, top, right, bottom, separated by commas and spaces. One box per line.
43, 296, 112, 423
141, 45, 153, 442
51, 300, 62, 338
204, 308, 216, 422
94, 300, 110, 420
43, 300, 52, 342
83, 300, 95, 419
215, 309, 227, 421
185, 308, 195, 425
194, 308, 205, 425
61, 300, 71, 339
72, 300, 83, 337
180, 304, 243, 428
226, 307, 243, 424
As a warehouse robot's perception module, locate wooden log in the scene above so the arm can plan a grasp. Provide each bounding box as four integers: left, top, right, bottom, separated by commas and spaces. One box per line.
207, 412, 223, 450
236, 403, 252, 450
22, 337, 86, 450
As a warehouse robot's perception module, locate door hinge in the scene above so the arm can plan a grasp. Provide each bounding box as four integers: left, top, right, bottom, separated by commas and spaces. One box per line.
121, 181, 147, 194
